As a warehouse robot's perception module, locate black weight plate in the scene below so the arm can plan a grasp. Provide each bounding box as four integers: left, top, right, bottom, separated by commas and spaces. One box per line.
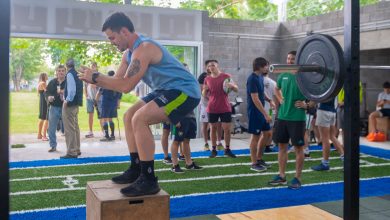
296, 34, 344, 102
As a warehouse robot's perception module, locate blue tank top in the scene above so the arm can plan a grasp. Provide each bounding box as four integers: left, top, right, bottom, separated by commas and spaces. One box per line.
318, 98, 336, 113
127, 35, 200, 99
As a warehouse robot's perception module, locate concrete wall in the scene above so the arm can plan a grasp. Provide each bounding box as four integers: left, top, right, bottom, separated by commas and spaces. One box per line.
361, 49, 390, 113
203, 1, 390, 121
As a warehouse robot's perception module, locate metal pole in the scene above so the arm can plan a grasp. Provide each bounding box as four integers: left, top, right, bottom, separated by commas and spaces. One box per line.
360, 65, 390, 70
269, 64, 323, 74
0, 0, 10, 219
344, 0, 360, 219
270, 64, 390, 74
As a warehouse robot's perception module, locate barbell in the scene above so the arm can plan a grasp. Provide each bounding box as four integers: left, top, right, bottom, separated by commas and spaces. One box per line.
269, 34, 390, 102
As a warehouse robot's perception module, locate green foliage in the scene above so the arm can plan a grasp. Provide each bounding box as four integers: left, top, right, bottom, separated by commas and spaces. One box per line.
46, 40, 121, 67
10, 38, 45, 81
287, 0, 379, 20
120, 93, 139, 104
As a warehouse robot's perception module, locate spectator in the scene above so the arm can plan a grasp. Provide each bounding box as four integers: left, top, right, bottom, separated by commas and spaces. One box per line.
95, 70, 122, 141
262, 62, 277, 152
46, 65, 66, 152
246, 57, 273, 172
198, 62, 224, 151
61, 58, 83, 159
311, 97, 344, 171
37, 72, 49, 141
367, 81, 390, 137
170, 111, 203, 173
84, 62, 100, 138
203, 60, 238, 158
268, 51, 306, 190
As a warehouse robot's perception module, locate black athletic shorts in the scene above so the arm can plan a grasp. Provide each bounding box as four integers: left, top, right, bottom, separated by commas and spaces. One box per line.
273, 119, 306, 147
173, 117, 197, 142
208, 112, 232, 123
142, 89, 200, 125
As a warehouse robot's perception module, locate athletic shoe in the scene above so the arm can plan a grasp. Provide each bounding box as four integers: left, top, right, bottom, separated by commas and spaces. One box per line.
257, 159, 271, 168
304, 153, 311, 158
48, 148, 56, 152
60, 154, 78, 159
224, 149, 237, 158
120, 174, 160, 197
288, 177, 302, 190
185, 162, 203, 170
110, 135, 115, 140
268, 175, 287, 186
163, 156, 172, 165
209, 150, 218, 158
179, 155, 185, 161
171, 164, 184, 173
264, 145, 274, 153
217, 143, 224, 151
250, 164, 267, 172
100, 136, 111, 142
203, 143, 210, 151
311, 163, 330, 171
85, 133, 94, 138
112, 166, 140, 184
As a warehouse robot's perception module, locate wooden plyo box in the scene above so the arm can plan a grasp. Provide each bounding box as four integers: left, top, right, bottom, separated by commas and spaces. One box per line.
86, 180, 170, 220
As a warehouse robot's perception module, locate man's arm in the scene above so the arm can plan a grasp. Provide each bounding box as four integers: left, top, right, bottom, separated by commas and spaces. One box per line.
250, 93, 271, 122
65, 74, 76, 102
114, 51, 130, 78
274, 87, 284, 104
80, 42, 160, 93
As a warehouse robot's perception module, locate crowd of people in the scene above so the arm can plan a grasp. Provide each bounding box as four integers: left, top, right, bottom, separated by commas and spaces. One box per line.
35, 12, 389, 196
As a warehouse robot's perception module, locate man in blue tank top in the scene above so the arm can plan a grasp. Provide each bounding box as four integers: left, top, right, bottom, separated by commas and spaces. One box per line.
79, 12, 200, 197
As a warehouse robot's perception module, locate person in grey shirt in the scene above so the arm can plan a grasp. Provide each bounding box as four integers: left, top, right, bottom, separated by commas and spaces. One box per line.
368, 81, 390, 135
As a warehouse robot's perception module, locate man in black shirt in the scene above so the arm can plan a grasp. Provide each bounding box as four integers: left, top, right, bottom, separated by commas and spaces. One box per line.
46, 65, 66, 152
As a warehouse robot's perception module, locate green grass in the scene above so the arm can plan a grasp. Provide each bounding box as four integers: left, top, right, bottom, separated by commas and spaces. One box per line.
9, 151, 390, 211
10, 92, 138, 134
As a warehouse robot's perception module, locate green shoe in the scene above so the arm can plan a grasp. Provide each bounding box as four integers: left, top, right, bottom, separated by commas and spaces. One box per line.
203, 143, 210, 151
217, 143, 224, 151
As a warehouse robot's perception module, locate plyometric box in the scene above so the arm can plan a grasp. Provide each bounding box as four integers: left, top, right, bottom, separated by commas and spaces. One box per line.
86, 180, 170, 220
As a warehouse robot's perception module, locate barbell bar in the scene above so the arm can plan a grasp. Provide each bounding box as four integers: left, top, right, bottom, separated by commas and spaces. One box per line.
269, 64, 390, 74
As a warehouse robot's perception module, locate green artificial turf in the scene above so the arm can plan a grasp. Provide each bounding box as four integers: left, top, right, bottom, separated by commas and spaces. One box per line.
10, 152, 390, 211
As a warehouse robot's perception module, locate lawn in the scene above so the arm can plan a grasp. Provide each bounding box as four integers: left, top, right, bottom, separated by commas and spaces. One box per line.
10, 92, 137, 134
9, 147, 390, 219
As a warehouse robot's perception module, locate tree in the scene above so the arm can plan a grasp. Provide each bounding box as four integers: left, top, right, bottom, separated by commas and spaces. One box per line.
10, 38, 45, 91
46, 40, 122, 67
287, 0, 379, 20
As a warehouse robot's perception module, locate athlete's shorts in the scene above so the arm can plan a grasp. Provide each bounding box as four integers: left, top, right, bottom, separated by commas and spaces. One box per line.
100, 105, 118, 118
142, 89, 200, 125
208, 112, 232, 123
199, 104, 208, 123
162, 122, 171, 130
86, 99, 95, 113
247, 111, 271, 135
273, 119, 306, 146
305, 114, 314, 130
379, 108, 390, 117
173, 117, 197, 142
315, 109, 336, 128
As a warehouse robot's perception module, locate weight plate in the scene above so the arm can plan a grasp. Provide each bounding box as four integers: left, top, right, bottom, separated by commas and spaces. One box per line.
296, 34, 345, 102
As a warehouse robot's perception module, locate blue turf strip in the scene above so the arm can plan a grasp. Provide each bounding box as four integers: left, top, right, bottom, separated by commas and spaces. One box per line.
10, 145, 389, 169
10, 177, 390, 220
